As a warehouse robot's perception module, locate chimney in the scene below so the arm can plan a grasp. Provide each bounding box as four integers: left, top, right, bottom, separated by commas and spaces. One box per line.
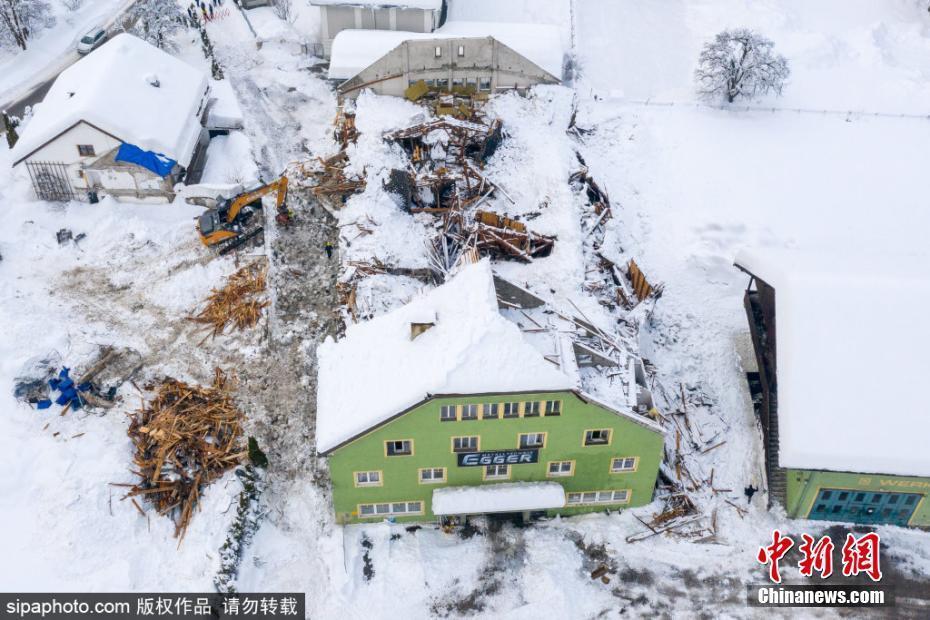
410, 312, 437, 340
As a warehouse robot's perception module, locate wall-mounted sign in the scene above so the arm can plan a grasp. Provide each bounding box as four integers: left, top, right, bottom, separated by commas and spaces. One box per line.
457, 449, 539, 467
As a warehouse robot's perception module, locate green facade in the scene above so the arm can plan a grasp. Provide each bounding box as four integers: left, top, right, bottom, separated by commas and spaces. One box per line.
786, 469, 930, 528
326, 390, 664, 524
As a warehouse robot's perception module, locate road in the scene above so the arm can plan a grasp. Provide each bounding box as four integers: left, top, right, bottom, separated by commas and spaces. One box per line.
1, 0, 139, 124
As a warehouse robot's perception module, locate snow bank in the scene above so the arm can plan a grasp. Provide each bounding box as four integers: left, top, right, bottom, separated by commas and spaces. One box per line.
316, 260, 572, 453
12, 34, 208, 167
735, 247, 930, 478
328, 21, 564, 80
310, 0, 441, 9
432, 482, 566, 515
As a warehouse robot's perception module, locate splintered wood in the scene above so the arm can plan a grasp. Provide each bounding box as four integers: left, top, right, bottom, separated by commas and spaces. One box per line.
125, 369, 244, 542
190, 262, 269, 338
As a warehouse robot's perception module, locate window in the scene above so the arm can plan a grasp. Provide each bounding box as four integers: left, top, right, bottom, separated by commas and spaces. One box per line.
610, 457, 638, 473
452, 78, 464, 88
452, 436, 479, 453
386, 439, 413, 456
479, 77, 491, 91
584, 429, 611, 446
358, 501, 423, 518
419, 467, 446, 484
502, 402, 519, 418
436, 78, 449, 90
435, 45, 442, 58
440, 405, 457, 422
484, 464, 509, 480
566, 490, 630, 506
354, 471, 382, 487
482, 403, 499, 419
523, 402, 540, 417
547, 461, 574, 477
544, 400, 561, 416
518, 432, 546, 449
461, 404, 478, 420
77, 144, 95, 157
457, 44, 465, 57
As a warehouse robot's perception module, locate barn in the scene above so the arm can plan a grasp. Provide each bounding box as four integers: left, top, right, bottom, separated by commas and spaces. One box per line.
736, 248, 930, 527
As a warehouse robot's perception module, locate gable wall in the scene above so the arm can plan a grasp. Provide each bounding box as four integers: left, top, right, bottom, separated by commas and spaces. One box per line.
328, 391, 663, 523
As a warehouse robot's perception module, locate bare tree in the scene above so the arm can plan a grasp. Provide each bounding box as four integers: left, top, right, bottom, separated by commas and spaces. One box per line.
271, 0, 295, 24
694, 28, 789, 103
126, 0, 183, 51
0, 0, 55, 51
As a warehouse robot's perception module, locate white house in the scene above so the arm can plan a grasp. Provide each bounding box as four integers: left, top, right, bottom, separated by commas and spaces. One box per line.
310, 0, 445, 57
11, 34, 210, 203
329, 21, 564, 98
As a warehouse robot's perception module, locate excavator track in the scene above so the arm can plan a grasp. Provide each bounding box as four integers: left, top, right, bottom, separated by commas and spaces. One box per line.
218, 226, 265, 255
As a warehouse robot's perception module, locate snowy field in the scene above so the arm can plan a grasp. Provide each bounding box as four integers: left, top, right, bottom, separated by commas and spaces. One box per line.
1, 0, 930, 618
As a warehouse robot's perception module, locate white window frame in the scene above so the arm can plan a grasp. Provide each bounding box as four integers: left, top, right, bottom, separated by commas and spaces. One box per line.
457, 44, 465, 57
502, 402, 519, 418
461, 404, 478, 420
544, 400, 562, 416
434, 45, 442, 58
483, 463, 510, 480
566, 490, 630, 506
523, 401, 541, 417
354, 470, 383, 487
385, 439, 413, 456
547, 460, 574, 477
482, 403, 499, 419
610, 457, 638, 473
452, 435, 479, 453
440, 405, 457, 422
358, 501, 424, 518
583, 429, 612, 446
518, 432, 546, 449
418, 467, 446, 484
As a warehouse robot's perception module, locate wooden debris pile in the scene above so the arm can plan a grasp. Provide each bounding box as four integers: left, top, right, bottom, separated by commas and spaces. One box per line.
386, 117, 503, 169
124, 369, 244, 541
570, 159, 613, 244
403, 80, 489, 121
286, 108, 366, 212
626, 492, 714, 543
472, 210, 555, 262
190, 262, 269, 338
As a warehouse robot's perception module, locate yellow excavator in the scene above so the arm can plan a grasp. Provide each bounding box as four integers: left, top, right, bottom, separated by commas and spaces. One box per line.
197, 177, 289, 253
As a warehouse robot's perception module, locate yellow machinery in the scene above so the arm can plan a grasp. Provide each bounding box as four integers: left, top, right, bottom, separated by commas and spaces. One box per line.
197, 177, 288, 253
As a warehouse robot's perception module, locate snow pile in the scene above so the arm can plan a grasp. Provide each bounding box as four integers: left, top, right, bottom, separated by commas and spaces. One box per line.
328, 21, 564, 80
12, 34, 208, 167
735, 247, 930, 478
316, 259, 572, 453
310, 0, 441, 9
432, 482, 566, 515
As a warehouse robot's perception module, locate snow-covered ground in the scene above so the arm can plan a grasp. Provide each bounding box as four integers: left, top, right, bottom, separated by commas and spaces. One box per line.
0, 0, 133, 109
2, 0, 930, 617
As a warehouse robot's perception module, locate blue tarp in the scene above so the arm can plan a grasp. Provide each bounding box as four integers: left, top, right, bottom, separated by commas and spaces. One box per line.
114, 143, 177, 177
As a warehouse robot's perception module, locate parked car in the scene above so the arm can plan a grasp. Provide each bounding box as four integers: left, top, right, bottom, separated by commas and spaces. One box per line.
77, 28, 107, 55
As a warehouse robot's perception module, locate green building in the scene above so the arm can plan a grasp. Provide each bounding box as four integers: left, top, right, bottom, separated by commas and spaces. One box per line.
736, 249, 930, 528
316, 261, 665, 524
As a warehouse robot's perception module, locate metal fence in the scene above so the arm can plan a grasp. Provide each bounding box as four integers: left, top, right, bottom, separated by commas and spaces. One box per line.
25, 161, 75, 202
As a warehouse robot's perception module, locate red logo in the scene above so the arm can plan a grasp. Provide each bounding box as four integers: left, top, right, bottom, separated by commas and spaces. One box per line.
757, 531, 882, 583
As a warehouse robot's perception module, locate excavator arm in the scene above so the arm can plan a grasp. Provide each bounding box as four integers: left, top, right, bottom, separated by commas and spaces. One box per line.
226, 177, 289, 224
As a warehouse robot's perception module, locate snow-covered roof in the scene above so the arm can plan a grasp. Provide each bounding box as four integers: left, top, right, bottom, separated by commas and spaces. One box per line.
316, 260, 573, 453
431, 482, 566, 515
328, 21, 564, 81
12, 34, 209, 167
310, 0, 441, 9
735, 248, 930, 478
206, 79, 244, 131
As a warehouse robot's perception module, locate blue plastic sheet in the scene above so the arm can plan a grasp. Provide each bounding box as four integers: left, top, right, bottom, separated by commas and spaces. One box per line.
114, 143, 177, 177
